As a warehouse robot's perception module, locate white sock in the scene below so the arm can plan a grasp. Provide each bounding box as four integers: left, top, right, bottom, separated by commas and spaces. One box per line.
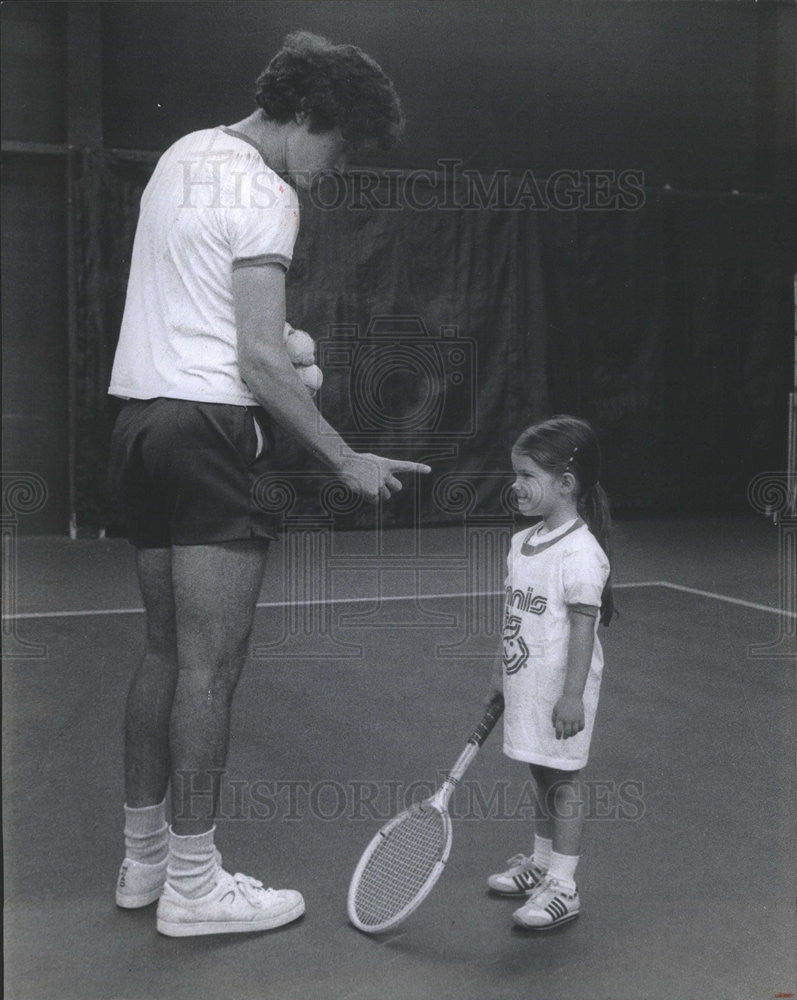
166, 827, 219, 899
123, 800, 168, 865
547, 851, 579, 891
531, 835, 552, 871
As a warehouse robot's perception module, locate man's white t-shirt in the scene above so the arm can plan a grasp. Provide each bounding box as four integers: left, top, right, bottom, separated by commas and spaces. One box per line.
108, 127, 300, 405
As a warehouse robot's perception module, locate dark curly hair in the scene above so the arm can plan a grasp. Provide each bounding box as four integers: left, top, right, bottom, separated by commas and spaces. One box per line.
255, 31, 405, 151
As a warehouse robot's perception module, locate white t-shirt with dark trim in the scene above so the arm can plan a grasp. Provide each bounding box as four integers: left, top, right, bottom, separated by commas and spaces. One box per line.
502, 517, 610, 770
109, 127, 300, 405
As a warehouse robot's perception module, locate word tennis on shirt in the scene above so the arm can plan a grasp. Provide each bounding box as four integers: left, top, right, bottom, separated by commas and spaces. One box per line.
505, 585, 548, 615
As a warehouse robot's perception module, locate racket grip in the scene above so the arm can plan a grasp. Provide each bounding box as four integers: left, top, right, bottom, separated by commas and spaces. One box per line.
469, 692, 505, 747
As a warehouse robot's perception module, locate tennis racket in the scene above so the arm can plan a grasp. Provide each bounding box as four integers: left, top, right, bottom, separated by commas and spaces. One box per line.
347, 692, 504, 934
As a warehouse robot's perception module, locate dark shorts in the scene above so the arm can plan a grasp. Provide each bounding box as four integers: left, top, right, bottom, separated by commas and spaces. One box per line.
108, 398, 280, 548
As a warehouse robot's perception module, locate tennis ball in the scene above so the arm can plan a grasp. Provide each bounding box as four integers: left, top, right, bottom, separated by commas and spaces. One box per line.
297, 363, 323, 396
284, 327, 316, 367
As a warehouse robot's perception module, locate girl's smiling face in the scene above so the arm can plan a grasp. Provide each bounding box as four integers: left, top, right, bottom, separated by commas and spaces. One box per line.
511, 451, 576, 526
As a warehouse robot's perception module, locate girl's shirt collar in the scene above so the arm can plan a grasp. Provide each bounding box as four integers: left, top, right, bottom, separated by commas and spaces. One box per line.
521, 517, 584, 555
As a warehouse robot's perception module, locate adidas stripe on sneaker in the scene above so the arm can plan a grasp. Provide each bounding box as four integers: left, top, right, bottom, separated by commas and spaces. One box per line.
512, 877, 580, 929
487, 854, 546, 896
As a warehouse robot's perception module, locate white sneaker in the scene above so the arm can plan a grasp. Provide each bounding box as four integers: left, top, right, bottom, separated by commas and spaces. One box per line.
156, 869, 305, 937
116, 857, 168, 908
487, 854, 546, 896
116, 848, 222, 909
512, 877, 580, 929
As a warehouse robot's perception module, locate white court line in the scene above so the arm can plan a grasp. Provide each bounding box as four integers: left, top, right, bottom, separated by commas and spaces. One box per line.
2, 580, 792, 620
643, 580, 796, 618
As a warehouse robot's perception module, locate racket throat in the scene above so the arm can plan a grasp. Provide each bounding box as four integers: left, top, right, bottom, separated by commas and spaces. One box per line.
434, 742, 479, 808
432, 778, 458, 811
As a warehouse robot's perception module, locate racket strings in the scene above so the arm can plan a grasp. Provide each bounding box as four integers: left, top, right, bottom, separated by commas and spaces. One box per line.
352, 806, 447, 927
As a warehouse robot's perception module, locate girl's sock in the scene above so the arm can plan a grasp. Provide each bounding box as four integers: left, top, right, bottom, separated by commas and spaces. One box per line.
166, 827, 219, 899
123, 800, 168, 865
531, 835, 553, 871
547, 850, 579, 891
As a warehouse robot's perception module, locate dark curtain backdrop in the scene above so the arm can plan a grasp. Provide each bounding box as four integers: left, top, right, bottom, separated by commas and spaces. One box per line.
74, 151, 794, 532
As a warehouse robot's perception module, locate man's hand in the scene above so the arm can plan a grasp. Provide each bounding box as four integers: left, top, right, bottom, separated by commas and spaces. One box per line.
337, 453, 431, 503
552, 695, 585, 740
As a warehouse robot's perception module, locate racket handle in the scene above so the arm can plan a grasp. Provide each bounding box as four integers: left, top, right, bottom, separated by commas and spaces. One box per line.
468, 692, 505, 747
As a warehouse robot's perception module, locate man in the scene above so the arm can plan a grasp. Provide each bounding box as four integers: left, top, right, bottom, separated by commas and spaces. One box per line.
108, 31, 429, 937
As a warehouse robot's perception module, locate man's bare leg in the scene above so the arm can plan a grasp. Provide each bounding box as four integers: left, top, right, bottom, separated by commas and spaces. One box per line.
168, 539, 269, 835
124, 548, 178, 807
117, 537, 295, 918
117, 548, 178, 908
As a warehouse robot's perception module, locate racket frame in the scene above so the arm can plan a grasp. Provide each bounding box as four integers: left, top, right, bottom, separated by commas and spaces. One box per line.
347, 693, 504, 934
346, 799, 453, 933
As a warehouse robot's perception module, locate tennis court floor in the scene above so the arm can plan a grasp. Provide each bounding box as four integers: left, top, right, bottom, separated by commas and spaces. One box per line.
3, 516, 795, 1000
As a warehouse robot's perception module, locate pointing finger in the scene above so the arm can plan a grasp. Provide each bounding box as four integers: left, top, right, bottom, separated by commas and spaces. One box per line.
388, 461, 432, 474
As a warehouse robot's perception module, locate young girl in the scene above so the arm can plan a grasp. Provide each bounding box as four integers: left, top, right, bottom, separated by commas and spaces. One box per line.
487, 415, 614, 929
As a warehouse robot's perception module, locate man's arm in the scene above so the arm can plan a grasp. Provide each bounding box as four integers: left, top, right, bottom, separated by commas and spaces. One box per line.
233, 264, 351, 467
233, 264, 429, 501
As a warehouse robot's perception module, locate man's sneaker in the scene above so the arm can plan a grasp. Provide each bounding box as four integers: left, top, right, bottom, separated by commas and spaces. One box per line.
512, 877, 580, 929
116, 857, 168, 909
156, 869, 305, 937
116, 848, 223, 909
487, 854, 546, 896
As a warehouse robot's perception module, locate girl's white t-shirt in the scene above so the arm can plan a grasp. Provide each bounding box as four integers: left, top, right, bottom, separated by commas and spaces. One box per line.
502, 518, 610, 770
109, 127, 300, 405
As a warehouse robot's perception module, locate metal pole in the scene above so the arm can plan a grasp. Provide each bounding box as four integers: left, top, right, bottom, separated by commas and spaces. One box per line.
65, 146, 79, 538
789, 275, 797, 519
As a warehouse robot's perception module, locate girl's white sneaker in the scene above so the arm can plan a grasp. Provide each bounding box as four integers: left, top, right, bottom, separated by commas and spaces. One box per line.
512, 877, 580, 929
487, 854, 546, 896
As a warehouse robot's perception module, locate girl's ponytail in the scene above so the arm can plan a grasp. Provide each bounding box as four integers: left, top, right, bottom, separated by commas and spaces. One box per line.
579, 482, 615, 626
